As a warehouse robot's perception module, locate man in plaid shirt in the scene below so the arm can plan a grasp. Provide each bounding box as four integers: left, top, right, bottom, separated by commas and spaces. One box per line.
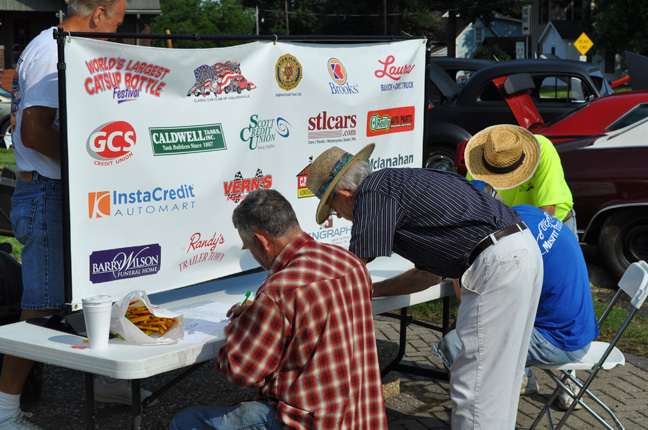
170, 189, 387, 430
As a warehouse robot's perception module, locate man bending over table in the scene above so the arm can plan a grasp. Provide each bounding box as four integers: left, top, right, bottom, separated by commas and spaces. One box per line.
170, 189, 387, 430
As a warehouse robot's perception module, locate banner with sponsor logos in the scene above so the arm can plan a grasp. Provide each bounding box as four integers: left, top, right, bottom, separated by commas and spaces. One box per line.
63, 37, 426, 307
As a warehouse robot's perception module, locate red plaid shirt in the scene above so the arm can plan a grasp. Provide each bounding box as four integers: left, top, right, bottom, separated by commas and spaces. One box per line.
217, 232, 387, 430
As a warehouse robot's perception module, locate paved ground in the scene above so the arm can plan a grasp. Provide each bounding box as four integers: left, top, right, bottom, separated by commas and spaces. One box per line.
18, 254, 648, 429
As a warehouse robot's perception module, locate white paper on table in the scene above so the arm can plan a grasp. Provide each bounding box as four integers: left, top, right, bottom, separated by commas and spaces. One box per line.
173, 301, 233, 322
179, 318, 229, 344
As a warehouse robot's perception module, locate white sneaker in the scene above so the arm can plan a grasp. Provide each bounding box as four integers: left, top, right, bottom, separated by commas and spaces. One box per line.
94, 376, 159, 406
558, 378, 583, 410
520, 371, 539, 396
0, 411, 42, 430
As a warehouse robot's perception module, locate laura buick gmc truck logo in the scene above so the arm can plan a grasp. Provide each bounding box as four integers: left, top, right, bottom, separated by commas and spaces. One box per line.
90, 244, 161, 283
87, 121, 136, 166
88, 184, 196, 218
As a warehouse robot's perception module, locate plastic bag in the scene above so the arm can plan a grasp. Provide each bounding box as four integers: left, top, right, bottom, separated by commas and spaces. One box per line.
110, 290, 184, 345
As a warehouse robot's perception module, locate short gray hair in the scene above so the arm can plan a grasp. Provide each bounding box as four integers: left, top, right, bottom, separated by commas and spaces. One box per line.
232, 189, 299, 242
68, 0, 122, 18
332, 160, 372, 193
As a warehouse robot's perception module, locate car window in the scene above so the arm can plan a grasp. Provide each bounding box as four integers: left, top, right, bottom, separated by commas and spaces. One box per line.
607, 103, 648, 131
589, 69, 614, 95
0, 87, 11, 99
538, 76, 592, 103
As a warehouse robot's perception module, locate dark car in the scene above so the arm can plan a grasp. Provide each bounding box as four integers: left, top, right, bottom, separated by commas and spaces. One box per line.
429, 57, 494, 87
454, 82, 648, 280
425, 58, 614, 170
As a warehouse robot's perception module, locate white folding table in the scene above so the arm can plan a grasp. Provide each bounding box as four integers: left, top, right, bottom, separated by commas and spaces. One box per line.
0, 254, 454, 429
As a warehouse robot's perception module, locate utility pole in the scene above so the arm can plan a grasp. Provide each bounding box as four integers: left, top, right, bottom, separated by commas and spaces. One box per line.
256, 5, 259, 35
384, 0, 387, 35
285, 0, 289, 35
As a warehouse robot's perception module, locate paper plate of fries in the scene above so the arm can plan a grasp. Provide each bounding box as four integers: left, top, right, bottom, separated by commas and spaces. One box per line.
110, 290, 184, 345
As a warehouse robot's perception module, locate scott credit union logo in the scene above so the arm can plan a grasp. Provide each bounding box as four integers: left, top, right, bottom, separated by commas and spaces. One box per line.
87, 121, 136, 166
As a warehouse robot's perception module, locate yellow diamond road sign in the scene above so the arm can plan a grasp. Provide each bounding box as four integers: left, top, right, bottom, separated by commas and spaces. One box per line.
575, 32, 593, 56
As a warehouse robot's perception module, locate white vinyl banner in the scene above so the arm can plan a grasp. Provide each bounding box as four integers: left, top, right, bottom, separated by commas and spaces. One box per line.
63, 37, 426, 308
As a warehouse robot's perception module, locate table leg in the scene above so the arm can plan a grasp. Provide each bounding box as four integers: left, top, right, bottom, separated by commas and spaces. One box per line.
84, 373, 94, 430
131, 379, 142, 430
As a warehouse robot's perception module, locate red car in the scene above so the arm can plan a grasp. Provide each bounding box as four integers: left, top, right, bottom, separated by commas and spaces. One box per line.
455, 75, 648, 280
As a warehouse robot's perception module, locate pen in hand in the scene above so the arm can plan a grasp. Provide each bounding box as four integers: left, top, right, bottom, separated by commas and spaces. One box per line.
240, 290, 251, 306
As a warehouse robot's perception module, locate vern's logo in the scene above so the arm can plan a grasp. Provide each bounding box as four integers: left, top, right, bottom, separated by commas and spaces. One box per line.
224, 170, 272, 203
149, 124, 226, 155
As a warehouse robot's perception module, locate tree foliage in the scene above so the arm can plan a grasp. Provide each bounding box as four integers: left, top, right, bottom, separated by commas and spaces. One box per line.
591, 0, 648, 57
242, 0, 441, 38
472, 44, 511, 62
150, 0, 255, 48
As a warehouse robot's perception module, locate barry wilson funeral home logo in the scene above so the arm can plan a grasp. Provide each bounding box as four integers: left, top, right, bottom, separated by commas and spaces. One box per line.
88, 183, 197, 218
90, 243, 161, 284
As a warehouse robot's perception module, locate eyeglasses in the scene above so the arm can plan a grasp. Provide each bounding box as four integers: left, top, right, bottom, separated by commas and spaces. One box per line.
327, 192, 338, 216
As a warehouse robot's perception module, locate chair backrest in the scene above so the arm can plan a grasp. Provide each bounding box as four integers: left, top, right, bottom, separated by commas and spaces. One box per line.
618, 260, 648, 309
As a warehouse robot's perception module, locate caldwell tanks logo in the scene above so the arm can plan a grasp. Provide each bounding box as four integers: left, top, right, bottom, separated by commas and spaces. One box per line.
87, 121, 135, 166
275, 54, 302, 97
366, 106, 415, 136
149, 124, 227, 155
186, 61, 256, 99
89, 244, 161, 284
83, 57, 171, 102
327, 58, 359, 95
296, 157, 314, 199
88, 184, 197, 219
224, 169, 272, 203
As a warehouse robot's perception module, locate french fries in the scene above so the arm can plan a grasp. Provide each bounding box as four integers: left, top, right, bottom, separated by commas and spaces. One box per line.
126, 304, 176, 337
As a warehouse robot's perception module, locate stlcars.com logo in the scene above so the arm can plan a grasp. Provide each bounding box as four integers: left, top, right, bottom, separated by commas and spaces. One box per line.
88, 184, 196, 218
87, 121, 136, 167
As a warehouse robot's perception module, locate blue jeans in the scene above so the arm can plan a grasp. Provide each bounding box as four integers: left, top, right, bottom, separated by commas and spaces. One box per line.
169, 401, 284, 430
434, 327, 590, 372
10, 172, 64, 310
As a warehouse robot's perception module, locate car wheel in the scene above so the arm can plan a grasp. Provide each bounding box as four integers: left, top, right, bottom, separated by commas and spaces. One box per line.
424, 145, 456, 171
598, 208, 648, 280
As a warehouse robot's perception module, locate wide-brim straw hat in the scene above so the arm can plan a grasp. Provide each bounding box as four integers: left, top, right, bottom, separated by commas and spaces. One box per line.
306, 143, 375, 224
464, 124, 541, 190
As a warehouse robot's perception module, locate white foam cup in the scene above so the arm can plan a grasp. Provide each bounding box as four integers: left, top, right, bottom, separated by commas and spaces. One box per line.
82, 295, 112, 349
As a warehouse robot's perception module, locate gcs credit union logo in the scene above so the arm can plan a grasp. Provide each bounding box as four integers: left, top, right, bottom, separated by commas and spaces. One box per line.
87, 121, 136, 166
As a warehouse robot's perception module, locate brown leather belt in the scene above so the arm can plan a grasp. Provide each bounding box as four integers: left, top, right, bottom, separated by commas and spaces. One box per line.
468, 222, 528, 266
563, 209, 574, 222
18, 171, 34, 182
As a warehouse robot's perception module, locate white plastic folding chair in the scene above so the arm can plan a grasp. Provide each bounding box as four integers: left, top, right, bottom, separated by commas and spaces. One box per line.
529, 260, 648, 430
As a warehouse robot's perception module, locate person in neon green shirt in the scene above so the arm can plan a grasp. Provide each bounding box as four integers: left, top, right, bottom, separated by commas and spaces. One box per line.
464, 124, 577, 236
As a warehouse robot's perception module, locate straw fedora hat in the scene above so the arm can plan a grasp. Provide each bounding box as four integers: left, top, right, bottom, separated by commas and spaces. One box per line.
306, 143, 375, 224
464, 124, 541, 190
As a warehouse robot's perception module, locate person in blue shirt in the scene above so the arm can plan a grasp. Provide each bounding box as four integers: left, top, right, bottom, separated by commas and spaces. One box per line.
434, 180, 598, 408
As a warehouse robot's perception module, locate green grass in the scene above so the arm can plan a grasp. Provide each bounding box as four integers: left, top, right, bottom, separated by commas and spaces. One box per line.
406, 291, 648, 357
0, 148, 21, 261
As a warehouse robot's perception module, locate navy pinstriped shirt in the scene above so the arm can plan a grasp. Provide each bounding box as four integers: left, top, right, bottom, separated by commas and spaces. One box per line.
349, 168, 520, 279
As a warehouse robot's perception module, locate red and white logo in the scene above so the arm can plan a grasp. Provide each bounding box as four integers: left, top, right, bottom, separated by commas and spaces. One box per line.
87, 121, 136, 166
374, 55, 415, 81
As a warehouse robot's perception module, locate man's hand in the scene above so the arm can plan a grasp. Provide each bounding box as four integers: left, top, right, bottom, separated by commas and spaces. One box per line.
223, 301, 253, 336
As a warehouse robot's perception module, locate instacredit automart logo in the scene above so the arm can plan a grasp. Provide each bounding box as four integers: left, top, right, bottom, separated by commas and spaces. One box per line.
88, 184, 196, 219
87, 121, 136, 167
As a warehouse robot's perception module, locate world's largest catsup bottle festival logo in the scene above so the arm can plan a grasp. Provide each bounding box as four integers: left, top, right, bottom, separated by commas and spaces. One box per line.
83, 56, 171, 102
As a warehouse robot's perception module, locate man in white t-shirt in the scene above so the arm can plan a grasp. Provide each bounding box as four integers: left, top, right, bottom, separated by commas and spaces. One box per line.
0, 2, 126, 429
